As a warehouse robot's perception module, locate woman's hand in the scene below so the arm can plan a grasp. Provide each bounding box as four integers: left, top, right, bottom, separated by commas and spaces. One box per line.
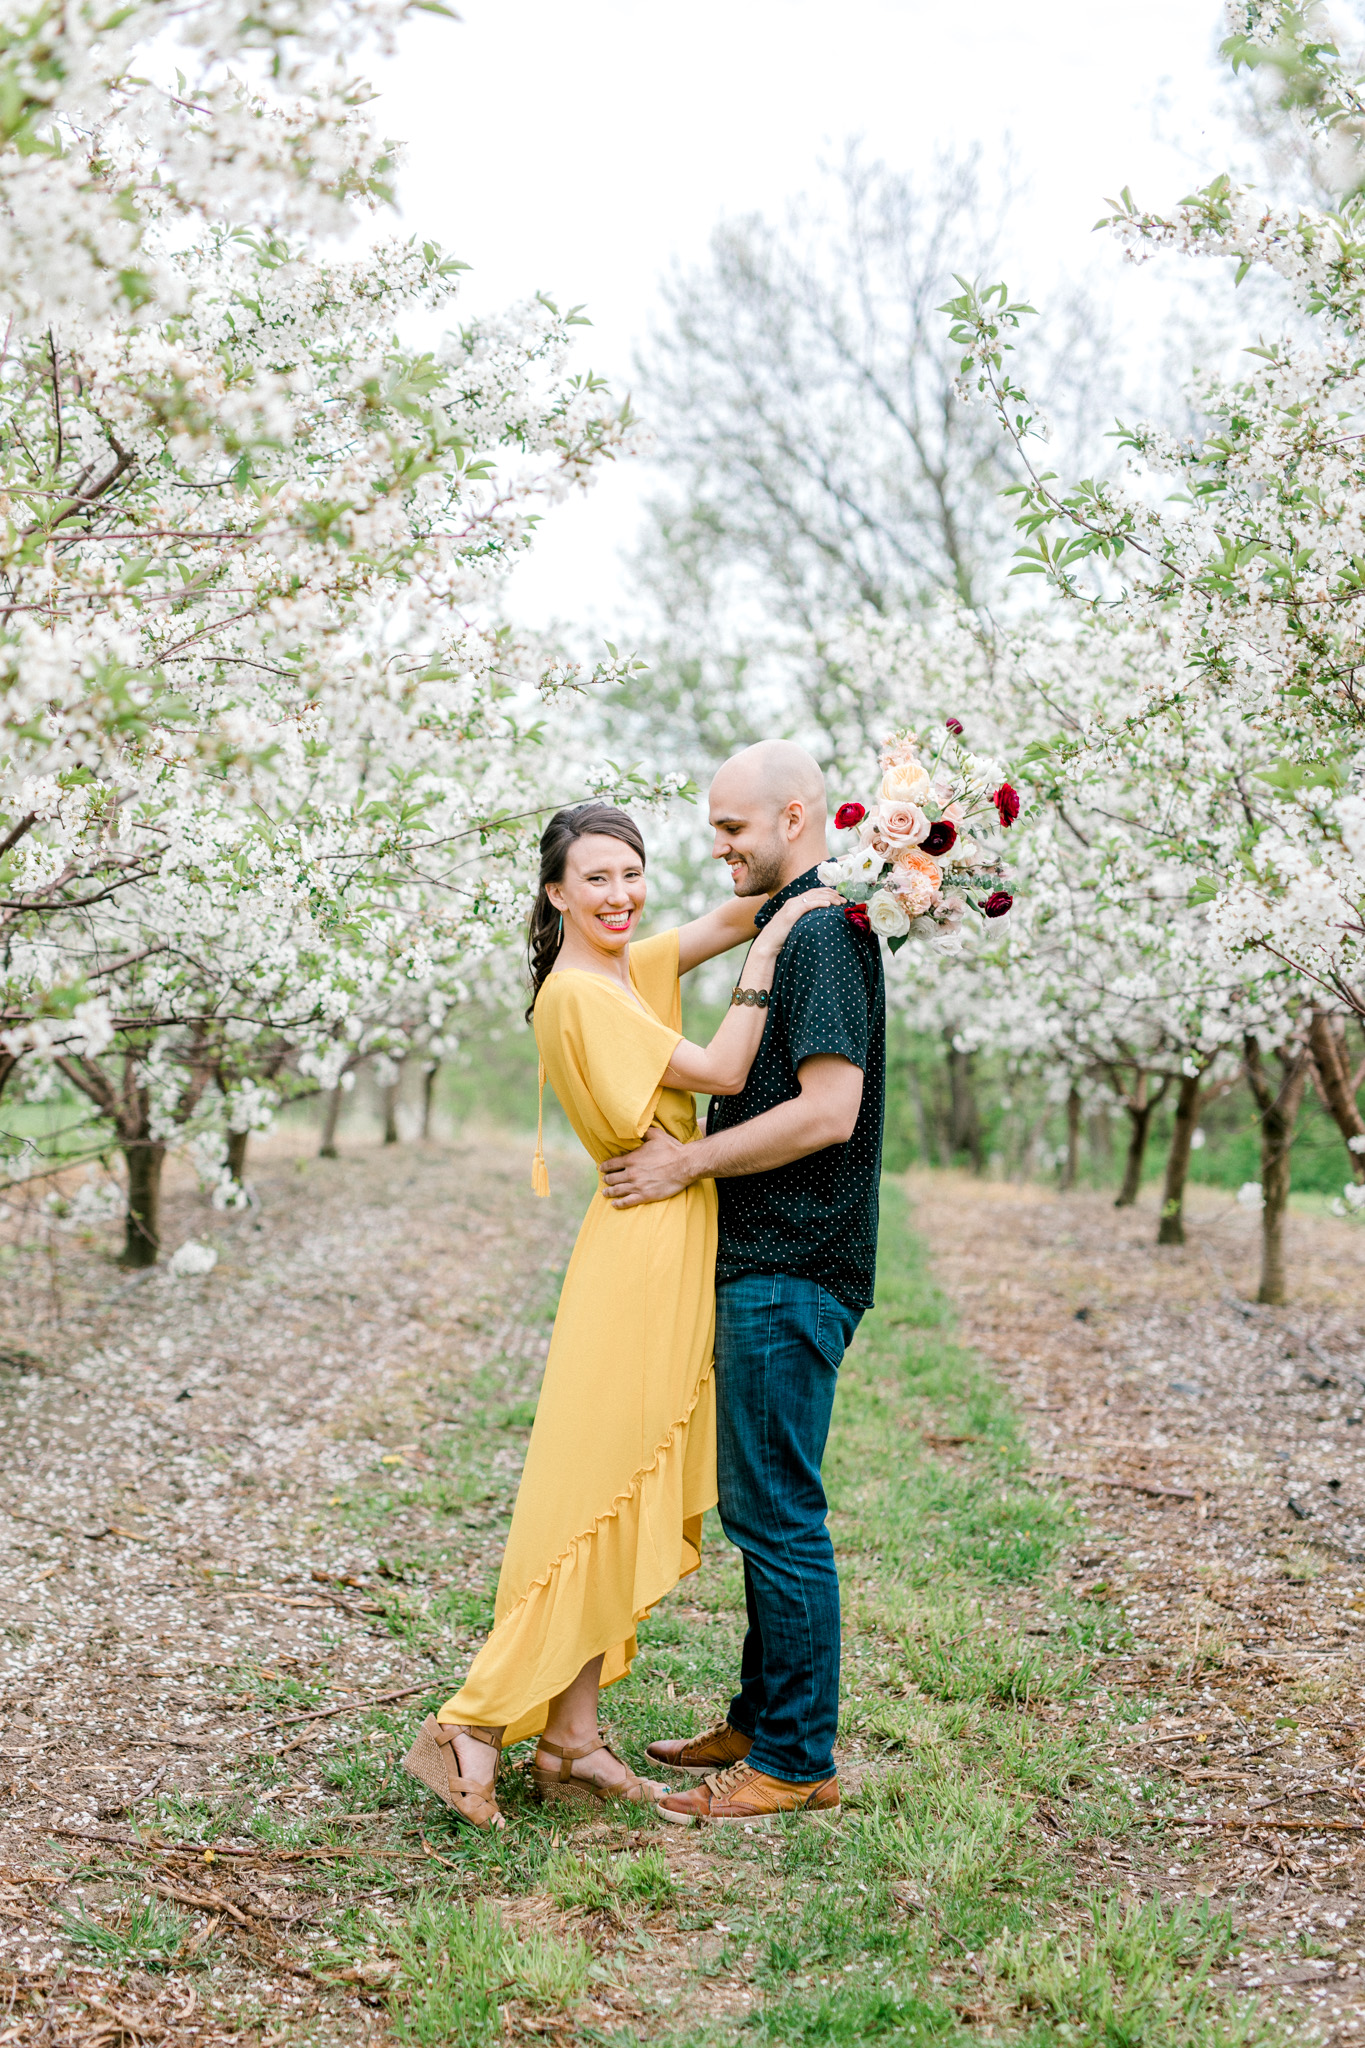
758, 886, 843, 949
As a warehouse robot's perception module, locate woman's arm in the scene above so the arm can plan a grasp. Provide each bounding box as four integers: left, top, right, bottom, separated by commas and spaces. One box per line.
660, 891, 839, 1096
674, 893, 764, 976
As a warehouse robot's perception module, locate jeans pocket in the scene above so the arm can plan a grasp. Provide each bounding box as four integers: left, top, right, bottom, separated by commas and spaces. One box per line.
814, 1288, 859, 1370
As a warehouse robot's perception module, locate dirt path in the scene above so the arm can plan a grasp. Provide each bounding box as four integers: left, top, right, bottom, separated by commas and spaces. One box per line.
918, 1169, 1365, 2037
4, 1146, 1365, 2044
0, 1133, 584, 2042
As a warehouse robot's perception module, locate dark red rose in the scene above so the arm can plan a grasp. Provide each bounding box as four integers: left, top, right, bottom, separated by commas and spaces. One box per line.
843, 902, 872, 932
991, 782, 1021, 828
921, 820, 957, 855
983, 890, 1013, 918
834, 801, 866, 830
945, 716, 964, 736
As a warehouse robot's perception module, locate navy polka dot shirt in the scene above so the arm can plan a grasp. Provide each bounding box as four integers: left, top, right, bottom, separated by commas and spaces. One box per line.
707, 865, 885, 1311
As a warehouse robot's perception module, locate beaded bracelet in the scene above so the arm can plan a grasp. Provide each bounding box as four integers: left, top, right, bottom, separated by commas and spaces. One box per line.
730, 985, 770, 1008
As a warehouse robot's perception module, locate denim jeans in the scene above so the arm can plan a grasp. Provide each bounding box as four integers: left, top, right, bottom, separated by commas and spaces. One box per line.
713, 1271, 861, 1784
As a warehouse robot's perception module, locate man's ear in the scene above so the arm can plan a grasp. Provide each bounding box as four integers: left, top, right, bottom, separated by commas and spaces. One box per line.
784, 799, 806, 841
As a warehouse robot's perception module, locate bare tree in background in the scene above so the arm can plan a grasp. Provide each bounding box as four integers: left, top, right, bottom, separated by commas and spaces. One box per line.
620, 147, 1118, 772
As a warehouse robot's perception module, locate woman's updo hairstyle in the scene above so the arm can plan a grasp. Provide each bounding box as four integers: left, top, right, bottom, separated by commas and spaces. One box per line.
526, 802, 647, 1020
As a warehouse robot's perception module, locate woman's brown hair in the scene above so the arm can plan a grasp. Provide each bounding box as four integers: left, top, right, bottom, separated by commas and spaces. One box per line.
526, 802, 647, 1021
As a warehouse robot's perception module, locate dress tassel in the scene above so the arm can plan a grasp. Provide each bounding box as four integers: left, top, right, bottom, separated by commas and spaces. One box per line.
531, 1059, 550, 1196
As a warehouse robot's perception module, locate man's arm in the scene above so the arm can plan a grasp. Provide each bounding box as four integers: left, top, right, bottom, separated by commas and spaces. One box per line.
599, 1055, 864, 1208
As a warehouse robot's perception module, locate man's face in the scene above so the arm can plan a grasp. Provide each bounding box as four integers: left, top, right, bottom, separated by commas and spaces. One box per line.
709, 774, 793, 898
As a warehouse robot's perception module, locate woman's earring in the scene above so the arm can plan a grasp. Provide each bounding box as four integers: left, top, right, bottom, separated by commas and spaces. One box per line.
558, 913, 564, 940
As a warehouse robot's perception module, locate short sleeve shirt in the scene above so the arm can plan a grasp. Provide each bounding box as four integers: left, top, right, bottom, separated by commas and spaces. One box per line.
707, 867, 885, 1311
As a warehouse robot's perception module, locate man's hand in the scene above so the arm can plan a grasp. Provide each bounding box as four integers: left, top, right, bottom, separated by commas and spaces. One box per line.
600, 1127, 696, 1208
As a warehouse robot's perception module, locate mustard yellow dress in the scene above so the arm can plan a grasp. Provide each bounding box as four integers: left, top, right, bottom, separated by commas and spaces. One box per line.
437, 929, 719, 1748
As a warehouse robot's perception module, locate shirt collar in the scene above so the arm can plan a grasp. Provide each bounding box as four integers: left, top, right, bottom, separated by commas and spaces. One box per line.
753, 864, 824, 930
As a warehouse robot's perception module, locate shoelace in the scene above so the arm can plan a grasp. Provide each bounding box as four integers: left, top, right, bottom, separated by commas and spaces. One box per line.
704, 1760, 755, 1800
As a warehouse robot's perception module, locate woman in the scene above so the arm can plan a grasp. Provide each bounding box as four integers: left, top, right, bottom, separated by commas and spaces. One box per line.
403, 801, 833, 1827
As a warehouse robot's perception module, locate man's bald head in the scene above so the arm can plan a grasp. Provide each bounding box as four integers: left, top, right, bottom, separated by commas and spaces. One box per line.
709, 741, 830, 898
711, 740, 828, 825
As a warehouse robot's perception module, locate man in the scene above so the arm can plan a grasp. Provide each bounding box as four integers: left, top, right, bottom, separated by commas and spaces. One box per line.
600, 739, 885, 1825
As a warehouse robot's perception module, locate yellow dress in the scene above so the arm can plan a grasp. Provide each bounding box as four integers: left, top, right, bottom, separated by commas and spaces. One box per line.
437, 928, 719, 1748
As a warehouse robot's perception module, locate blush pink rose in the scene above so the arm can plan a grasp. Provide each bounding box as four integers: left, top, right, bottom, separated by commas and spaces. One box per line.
877, 798, 929, 848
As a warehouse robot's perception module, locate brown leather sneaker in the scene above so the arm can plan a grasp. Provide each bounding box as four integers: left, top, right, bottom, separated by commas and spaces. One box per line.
657, 1760, 840, 1827
645, 1719, 753, 1775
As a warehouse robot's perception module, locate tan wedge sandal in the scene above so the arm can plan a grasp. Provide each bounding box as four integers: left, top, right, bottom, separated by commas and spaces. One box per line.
531, 1731, 668, 1808
403, 1717, 506, 1830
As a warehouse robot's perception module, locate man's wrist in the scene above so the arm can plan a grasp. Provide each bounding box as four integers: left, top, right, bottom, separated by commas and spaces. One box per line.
679, 1135, 715, 1185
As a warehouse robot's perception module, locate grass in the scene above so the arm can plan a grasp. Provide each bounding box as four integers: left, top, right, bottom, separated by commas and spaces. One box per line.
544, 1844, 680, 1917
384, 1896, 598, 2044
62, 1896, 199, 1972
112, 1173, 1287, 2046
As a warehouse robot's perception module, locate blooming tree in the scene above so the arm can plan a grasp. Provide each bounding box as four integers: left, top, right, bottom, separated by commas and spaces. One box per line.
944, 5, 1365, 1009
830, 604, 1314, 1281
935, 1, 1365, 1286
0, 0, 672, 1259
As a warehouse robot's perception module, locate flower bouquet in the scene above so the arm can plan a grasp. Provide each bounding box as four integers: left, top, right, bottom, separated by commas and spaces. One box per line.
818, 723, 1019, 952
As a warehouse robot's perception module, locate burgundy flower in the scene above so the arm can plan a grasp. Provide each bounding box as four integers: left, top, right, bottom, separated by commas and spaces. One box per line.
834, 801, 866, 830
921, 820, 957, 856
945, 716, 964, 736
843, 902, 872, 932
991, 782, 1021, 828
983, 890, 1013, 918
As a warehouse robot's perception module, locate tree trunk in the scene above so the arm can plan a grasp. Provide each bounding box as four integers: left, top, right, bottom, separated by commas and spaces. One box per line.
1113, 1071, 1171, 1210
1088, 1108, 1114, 1180
421, 1060, 440, 1141
382, 1072, 401, 1145
0, 1051, 16, 1104
1307, 1010, 1365, 1182
1115, 1105, 1152, 1208
121, 1133, 166, 1267
908, 1062, 936, 1165
944, 1033, 983, 1173
319, 1085, 343, 1159
226, 1129, 249, 1185
1158, 1071, 1202, 1246
1244, 1035, 1310, 1307
1060, 1084, 1081, 1191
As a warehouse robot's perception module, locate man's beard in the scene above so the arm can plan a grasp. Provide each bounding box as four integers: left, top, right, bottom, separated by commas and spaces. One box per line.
731, 842, 788, 897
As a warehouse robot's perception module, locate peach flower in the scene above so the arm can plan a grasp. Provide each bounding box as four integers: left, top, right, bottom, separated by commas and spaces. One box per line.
893, 847, 943, 893
880, 761, 930, 804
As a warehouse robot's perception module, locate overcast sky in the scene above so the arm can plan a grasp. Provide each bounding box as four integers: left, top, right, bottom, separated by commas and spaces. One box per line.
373, 2, 1237, 633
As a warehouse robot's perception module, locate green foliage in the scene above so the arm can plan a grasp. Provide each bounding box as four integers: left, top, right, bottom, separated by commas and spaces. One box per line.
544, 1845, 679, 1917
994, 1895, 1268, 2046
383, 1895, 593, 2045
62, 1897, 197, 1972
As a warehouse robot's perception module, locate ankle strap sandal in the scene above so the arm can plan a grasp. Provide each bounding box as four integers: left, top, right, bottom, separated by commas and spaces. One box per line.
531, 1729, 665, 1807
402, 1716, 507, 1831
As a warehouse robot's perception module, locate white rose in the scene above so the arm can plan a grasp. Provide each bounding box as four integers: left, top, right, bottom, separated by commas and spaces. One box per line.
816, 860, 847, 887
868, 889, 911, 938
880, 762, 930, 804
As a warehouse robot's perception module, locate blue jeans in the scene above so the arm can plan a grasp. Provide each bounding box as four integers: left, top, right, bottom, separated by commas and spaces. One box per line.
713, 1271, 861, 1784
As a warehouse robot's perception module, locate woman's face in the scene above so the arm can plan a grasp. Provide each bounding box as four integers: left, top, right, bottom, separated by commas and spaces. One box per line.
546, 832, 647, 956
